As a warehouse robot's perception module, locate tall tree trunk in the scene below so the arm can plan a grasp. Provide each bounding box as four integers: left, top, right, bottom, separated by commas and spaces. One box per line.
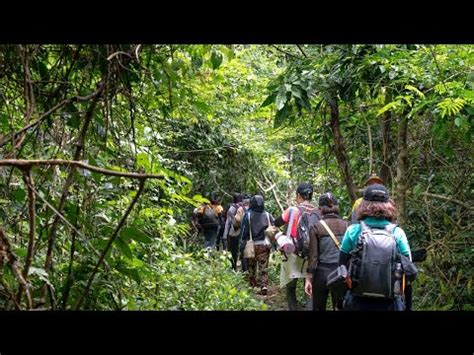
286, 144, 294, 205
328, 98, 357, 204
395, 115, 409, 226
379, 109, 394, 186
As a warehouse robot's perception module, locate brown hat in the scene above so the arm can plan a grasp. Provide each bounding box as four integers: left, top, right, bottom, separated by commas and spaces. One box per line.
364, 174, 384, 186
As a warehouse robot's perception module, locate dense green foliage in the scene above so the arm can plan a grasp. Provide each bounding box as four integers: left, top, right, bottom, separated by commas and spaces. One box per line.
0, 44, 472, 310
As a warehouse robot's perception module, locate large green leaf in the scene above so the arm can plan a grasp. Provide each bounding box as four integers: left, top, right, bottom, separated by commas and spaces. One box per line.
115, 237, 133, 259
120, 227, 153, 244
260, 92, 277, 108
274, 104, 291, 128
210, 51, 223, 70
275, 88, 288, 111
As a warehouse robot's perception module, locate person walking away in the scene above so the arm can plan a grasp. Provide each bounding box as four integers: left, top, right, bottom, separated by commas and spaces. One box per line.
216, 205, 227, 251
339, 184, 416, 311
240, 195, 274, 295
274, 183, 321, 311
305, 192, 348, 310
196, 194, 223, 249
223, 193, 244, 270
235, 194, 251, 271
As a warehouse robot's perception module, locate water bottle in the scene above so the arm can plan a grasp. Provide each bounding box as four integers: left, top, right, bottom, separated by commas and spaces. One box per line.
394, 262, 402, 296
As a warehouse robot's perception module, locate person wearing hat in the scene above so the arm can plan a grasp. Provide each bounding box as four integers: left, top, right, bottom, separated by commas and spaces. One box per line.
234, 194, 251, 271
350, 173, 384, 224
274, 182, 321, 310
304, 192, 348, 311
339, 184, 413, 310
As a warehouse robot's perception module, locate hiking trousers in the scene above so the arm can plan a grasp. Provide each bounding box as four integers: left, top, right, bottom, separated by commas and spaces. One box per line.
286, 279, 312, 311
248, 244, 270, 289
311, 264, 339, 311
228, 236, 240, 270
203, 226, 218, 249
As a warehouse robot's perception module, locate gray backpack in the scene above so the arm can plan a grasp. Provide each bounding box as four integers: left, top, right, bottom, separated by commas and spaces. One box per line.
349, 221, 399, 299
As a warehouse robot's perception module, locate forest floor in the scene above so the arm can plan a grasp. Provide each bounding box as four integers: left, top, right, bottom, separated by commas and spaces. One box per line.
235, 261, 310, 311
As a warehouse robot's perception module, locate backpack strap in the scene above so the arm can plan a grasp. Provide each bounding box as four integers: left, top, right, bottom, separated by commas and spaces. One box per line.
319, 219, 341, 250
359, 220, 370, 233
248, 212, 253, 241
286, 206, 298, 239
384, 223, 398, 235
265, 212, 271, 228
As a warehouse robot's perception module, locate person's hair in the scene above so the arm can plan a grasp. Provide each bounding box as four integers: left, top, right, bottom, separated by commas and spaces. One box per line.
356, 198, 398, 222
210, 193, 219, 205
321, 205, 340, 215
297, 192, 312, 201
296, 183, 313, 201
233, 193, 242, 203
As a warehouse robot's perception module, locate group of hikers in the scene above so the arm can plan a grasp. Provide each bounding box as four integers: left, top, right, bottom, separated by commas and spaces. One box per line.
191, 174, 422, 311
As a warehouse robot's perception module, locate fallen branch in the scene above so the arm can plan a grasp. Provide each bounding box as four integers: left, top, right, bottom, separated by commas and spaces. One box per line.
0, 159, 165, 179
75, 179, 146, 309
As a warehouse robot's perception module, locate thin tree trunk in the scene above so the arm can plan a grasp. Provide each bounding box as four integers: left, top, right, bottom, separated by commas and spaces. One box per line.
16, 169, 36, 306
328, 98, 357, 204
379, 109, 393, 185
41, 81, 105, 305
60, 203, 80, 309
75, 179, 146, 309
286, 144, 294, 205
395, 115, 409, 226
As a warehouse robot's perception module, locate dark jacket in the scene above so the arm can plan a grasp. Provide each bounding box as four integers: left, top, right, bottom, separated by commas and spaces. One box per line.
307, 213, 348, 273
241, 195, 274, 242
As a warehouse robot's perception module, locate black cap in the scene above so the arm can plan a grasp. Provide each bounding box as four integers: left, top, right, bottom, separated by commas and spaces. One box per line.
363, 184, 389, 202
233, 193, 242, 203
296, 183, 313, 198
319, 192, 338, 207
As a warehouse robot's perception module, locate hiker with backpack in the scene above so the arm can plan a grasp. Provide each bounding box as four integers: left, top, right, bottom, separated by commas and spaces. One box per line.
274, 183, 321, 311
304, 192, 348, 311
240, 195, 275, 295
235, 194, 251, 272
338, 184, 416, 311
223, 193, 244, 270
216, 204, 228, 251
196, 194, 224, 249
351, 176, 420, 310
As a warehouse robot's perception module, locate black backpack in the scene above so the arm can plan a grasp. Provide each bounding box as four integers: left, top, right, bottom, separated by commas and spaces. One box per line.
199, 205, 219, 227
294, 205, 320, 258
349, 221, 402, 299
